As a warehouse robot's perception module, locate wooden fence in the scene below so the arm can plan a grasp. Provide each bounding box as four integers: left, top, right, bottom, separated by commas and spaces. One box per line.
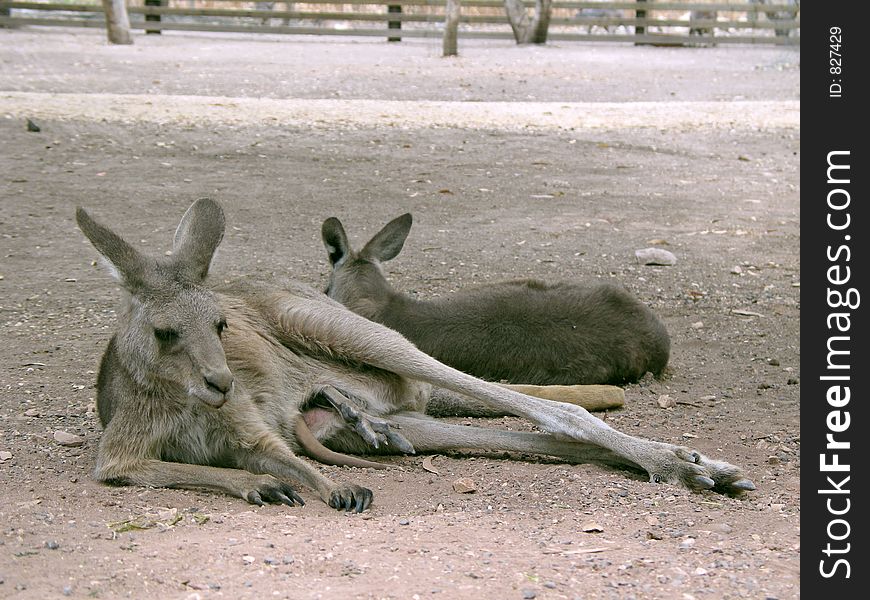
0, 1, 800, 45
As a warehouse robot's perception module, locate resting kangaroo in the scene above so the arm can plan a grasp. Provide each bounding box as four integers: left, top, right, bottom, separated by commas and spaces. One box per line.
78, 199, 753, 513
322, 213, 670, 385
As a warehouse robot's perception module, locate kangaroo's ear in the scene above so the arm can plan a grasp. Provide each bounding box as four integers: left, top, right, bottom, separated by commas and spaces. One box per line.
322, 217, 351, 267
76, 206, 153, 290
360, 213, 412, 263
171, 198, 225, 282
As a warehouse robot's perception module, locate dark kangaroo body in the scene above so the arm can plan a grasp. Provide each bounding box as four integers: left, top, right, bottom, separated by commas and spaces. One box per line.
79, 199, 752, 514
322, 214, 670, 385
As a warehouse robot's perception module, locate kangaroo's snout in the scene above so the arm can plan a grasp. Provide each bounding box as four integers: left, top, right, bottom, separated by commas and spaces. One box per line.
199, 367, 234, 407
205, 369, 234, 394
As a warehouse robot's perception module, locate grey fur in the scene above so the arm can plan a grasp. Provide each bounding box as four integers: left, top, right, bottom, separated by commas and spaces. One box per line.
78, 200, 753, 513
322, 214, 670, 385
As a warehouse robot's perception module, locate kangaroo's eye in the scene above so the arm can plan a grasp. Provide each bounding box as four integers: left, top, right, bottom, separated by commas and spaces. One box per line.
216, 319, 227, 336
154, 327, 179, 344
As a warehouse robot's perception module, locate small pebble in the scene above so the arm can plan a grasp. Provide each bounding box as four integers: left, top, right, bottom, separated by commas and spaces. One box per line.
452, 478, 476, 494
399, 518, 410, 526
522, 590, 537, 600
635, 247, 677, 266
54, 431, 84, 447
657, 395, 676, 409
581, 521, 604, 533
707, 523, 733, 534
45, 540, 60, 550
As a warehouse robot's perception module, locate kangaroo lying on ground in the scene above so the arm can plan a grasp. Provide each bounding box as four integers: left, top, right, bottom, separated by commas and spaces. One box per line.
78, 199, 753, 513
322, 213, 670, 386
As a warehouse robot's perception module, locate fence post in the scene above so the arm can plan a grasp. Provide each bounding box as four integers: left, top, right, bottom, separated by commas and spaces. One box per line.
101, 0, 133, 44
443, 0, 460, 56
388, 5, 401, 42
145, 0, 162, 34
634, 0, 646, 36
0, 3, 18, 30
0, 3, 16, 30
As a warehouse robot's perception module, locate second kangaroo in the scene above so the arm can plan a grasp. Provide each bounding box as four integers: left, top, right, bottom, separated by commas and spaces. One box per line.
322, 214, 670, 386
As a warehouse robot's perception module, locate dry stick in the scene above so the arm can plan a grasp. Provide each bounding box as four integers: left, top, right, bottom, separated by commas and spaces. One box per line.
502, 384, 625, 412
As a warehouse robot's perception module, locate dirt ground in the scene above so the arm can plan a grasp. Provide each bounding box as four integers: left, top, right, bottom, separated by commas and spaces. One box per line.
0, 29, 799, 599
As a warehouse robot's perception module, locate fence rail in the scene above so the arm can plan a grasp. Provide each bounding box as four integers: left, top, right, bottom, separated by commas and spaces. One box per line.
0, 1, 801, 44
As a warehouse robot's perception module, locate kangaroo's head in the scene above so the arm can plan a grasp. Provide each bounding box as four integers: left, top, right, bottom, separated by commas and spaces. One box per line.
77, 198, 234, 408
321, 213, 412, 319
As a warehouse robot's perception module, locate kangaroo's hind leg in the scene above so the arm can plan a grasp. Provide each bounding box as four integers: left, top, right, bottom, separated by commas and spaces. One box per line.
317, 410, 633, 469
385, 413, 752, 492
426, 385, 624, 417
268, 296, 755, 494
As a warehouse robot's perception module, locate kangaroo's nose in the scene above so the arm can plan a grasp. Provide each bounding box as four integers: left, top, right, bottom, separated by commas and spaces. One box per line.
204, 369, 234, 395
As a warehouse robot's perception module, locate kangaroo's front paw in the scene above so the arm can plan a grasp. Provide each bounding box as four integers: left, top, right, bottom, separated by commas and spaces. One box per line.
328, 484, 373, 513
245, 475, 306, 507
645, 445, 755, 495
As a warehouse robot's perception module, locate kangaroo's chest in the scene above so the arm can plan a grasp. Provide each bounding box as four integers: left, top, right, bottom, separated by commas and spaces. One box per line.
157, 405, 238, 467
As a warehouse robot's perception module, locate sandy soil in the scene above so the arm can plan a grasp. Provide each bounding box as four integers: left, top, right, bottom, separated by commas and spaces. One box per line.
0, 29, 799, 599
